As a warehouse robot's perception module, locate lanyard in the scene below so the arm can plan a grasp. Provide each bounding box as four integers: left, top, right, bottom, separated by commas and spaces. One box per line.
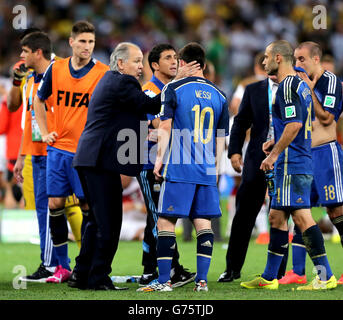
267, 81, 274, 141
28, 80, 34, 110
268, 82, 273, 115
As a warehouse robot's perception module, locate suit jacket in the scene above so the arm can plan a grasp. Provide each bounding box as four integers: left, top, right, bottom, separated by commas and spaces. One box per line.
228, 78, 269, 180
73, 71, 161, 176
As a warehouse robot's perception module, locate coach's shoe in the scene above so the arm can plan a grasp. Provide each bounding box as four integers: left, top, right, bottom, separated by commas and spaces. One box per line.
138, 271, 158, 286
337, 274, 343, 284
46, 265, 72, 284
19, 263, 55, 283
170, 266, 196, 288
278, 270, 307, 284
137, 279, 173, 292
67, 271, 88, 289
240, 276, 279, 289
217, 270, 241, 282
194, 280, 208, 292
296, 275, 337, 290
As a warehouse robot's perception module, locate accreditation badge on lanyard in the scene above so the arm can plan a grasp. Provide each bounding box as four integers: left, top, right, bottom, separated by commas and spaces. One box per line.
28, 82, 42, 142
266, 82, 274, 142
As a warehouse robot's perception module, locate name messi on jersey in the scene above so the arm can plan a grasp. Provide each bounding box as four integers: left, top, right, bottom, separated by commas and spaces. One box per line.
195, 90, 211, 100
57, 90, 90, 108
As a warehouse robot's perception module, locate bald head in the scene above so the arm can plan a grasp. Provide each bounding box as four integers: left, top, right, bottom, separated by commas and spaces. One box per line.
268, 40, 294, 63
263, 40, 294, 76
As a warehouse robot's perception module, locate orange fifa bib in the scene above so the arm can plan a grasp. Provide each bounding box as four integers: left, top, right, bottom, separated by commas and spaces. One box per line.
22, 76, 53, 156
51, 57, 109, 153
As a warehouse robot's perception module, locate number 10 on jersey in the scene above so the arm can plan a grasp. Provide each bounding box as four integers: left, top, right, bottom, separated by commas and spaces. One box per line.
192, 104, 214, 144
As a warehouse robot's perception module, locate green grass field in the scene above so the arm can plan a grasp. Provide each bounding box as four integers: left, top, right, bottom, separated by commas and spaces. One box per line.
0, 237, 342, 301
0, 200, 342, 308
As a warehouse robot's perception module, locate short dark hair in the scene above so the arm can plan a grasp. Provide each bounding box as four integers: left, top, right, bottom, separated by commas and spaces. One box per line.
148, 43, 176, 72
297, 41, 323, 60
269, 40, 294, 63
71, 20, 95, 38
178, 42, 206, 69
20, 31, 51, 60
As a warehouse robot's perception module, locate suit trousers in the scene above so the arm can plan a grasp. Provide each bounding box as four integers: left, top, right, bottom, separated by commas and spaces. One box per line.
226, 169, 267, 273
74, 166, 123, 288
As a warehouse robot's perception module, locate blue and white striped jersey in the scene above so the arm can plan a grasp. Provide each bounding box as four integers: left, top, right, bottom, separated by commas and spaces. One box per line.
273, 74, 314, 175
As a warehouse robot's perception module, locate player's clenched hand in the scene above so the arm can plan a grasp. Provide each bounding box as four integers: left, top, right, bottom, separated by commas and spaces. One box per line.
260, 153, 277, 172
175, 60, 201, 80
153, 158, 163, 182
230, 153, 243, 173
147, 128, 158, 143
42, 132, 58, 144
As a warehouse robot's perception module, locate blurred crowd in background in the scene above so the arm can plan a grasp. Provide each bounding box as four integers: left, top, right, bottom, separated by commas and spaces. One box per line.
0, 0, 343, 96
0, 0, 342, 241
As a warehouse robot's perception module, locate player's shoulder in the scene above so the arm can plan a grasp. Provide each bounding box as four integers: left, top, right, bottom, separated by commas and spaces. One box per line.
321, 70, 341, 91
322, 70, 339, 81
167, 77, 226, 99
53, 57, 69, 67
280, 74, 304, 92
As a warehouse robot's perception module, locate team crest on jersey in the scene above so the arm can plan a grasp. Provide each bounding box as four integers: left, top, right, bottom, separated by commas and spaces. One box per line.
285, 105, 296, 118
323, 95, 335, 108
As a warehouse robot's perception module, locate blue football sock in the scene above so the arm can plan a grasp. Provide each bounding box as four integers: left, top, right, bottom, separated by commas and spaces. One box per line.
262, 228, 289, 281
157, 231, 176, 284
196, 229, 214, 283
292, 225, 306, 276
54, 244, 71, 270
302, 225, 333, 281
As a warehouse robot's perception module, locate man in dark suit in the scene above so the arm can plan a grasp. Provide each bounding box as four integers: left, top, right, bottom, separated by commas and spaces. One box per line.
68, 42, 163, 290
68, 42, 199, 290
218, 75, 280, 282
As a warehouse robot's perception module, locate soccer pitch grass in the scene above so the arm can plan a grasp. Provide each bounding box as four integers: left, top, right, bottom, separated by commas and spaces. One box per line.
0, 238, 342, 301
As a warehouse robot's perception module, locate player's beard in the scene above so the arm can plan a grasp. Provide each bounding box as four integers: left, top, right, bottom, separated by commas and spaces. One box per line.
267, 63, 278, 76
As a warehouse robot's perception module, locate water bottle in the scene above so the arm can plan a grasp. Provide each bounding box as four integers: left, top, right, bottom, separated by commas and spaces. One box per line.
111, 275, 140, 283
265, 169, 276, 197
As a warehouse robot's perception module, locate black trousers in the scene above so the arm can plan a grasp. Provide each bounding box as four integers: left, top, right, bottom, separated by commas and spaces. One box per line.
74, 166, 123, 288
226, 169, 267, 273
137, 169, 180, 274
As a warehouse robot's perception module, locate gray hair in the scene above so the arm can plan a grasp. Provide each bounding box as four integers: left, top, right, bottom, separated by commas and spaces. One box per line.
110, 42, 140, 71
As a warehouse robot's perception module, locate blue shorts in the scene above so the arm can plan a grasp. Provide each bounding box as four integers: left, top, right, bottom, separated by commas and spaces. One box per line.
46, 146, 85, 200
311, 141, 343, 208
271, 174, 313, 211
158, 181, 221, 219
